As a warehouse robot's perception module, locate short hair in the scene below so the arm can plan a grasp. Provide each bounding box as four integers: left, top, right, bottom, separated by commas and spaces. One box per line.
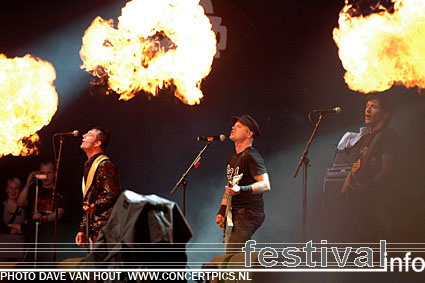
39, 160, 55, 170
92, 126, 110, 151
7, 178, 22, 190
366, 93, 394, 114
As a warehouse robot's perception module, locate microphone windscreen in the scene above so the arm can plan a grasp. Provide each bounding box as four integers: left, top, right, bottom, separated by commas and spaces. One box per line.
334, 107, 343, 114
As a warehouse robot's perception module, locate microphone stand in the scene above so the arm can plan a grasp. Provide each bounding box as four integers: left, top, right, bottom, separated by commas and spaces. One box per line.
52, 134, 65, 263
293, 112, 324, 241
170, 141, 212, 216
33, 178, 40, 268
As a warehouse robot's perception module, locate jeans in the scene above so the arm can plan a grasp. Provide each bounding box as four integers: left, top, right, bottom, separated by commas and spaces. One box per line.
226, 208, 265, 254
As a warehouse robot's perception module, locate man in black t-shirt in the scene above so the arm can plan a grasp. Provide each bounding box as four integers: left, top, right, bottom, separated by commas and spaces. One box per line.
341, 94, 398, 194
340, 93, 399, 241
216, 115, 270, 253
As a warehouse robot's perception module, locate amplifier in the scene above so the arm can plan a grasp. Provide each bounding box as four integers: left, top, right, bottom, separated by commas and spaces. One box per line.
322, 164, 352, 215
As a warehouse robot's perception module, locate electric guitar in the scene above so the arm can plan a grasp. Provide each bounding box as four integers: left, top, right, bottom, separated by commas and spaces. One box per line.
223, 173, 243, 246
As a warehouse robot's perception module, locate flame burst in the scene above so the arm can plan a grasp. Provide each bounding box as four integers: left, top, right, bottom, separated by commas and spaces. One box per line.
333, 0, 425, 93
80, 0, 217, 105
0, 54, 58, 157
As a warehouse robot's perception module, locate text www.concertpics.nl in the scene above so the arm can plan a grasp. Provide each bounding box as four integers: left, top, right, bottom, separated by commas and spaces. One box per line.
0, 271, 252, 281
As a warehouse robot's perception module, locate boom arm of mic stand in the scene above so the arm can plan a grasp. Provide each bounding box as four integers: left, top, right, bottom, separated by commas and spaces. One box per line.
170, 141, 212, 215
293, 113, 324, 178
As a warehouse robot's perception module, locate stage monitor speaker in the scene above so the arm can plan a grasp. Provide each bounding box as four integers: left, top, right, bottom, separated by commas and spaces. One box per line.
84, 190, 193, 269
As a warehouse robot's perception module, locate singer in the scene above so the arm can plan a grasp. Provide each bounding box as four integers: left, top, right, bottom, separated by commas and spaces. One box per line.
75, 127, 121, 248
216, 115, 270, 253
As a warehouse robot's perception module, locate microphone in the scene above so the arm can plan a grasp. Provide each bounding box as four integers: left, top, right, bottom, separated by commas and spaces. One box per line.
312, 106, 342, 114
54, 130, 79, 137
197, 134, 226, 142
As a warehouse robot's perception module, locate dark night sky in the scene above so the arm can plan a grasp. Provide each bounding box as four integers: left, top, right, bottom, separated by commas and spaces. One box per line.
1, 0, 425, 273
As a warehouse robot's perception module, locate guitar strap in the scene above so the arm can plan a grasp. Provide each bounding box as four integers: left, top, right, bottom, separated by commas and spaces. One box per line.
226, 147, 251, 213
82, 154, 109, 199
81, 154, 108, 249
228, 147, 251, 191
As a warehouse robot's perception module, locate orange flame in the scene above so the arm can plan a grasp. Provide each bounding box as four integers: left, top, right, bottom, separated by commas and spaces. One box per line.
80, 0, 217, 105
333, 0, 425, 93
0, 54, 58, 157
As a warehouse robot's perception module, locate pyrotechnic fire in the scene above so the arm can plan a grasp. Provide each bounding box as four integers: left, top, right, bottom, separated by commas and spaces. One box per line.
333, 0, 425, 93
80, 0, 217, 105
0, 54, 58, 157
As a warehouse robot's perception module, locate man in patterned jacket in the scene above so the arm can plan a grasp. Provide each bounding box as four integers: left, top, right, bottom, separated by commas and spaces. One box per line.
75, 127, 121, 248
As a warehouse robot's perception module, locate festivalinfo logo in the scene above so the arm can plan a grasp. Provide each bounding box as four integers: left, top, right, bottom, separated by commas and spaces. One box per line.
241, 240, 425, 272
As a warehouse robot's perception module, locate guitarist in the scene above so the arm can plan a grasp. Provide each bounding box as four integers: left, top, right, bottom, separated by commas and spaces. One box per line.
340, 93, 398, 241
75, 127, 121, 248
216, 115, 270, 253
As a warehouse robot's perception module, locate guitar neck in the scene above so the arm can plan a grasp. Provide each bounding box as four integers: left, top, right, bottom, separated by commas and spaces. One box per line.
225, 194, 232, 215
227, 181, 233, 207
224, 173, 242, 219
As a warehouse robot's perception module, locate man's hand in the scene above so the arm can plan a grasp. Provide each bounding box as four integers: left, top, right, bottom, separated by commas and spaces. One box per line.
225, 184, 240, 196
32, 212, 42, 221
8, 224, 22, 234
25, 171, 37, 188
83, 202, 96, 214
75, 232, 86, 247
216, 214, 225, 228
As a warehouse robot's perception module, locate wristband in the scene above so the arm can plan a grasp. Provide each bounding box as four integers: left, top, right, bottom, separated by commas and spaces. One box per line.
217, 205, 226, 216
42, 215, 49, 222
239, 185, 253, 193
